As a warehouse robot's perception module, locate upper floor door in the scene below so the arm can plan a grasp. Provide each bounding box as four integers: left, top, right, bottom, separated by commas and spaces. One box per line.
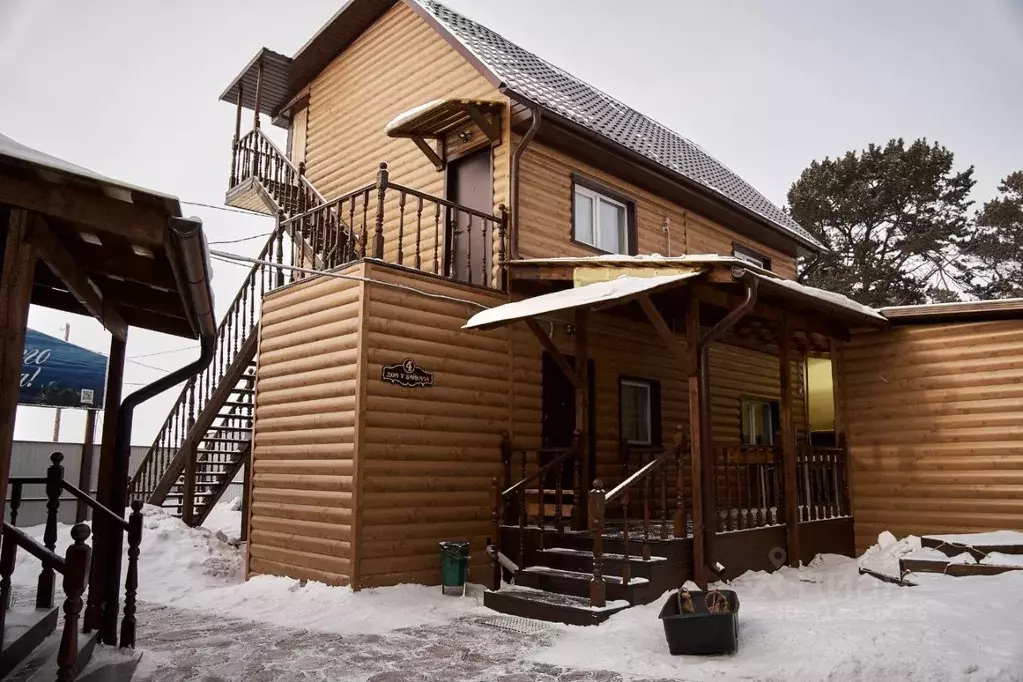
446, 148, 492, 286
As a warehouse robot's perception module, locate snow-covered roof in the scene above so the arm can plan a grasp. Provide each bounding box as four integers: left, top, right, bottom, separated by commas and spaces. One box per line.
0, 132, 179, 207
385, 99, 447, 134
756, 275, 887, 322
464, 272, 703, 330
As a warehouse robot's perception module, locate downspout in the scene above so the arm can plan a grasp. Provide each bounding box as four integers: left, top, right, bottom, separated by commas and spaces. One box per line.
508, 100, 541, 260
696, 270, 758, 579
98, 216, 217, 645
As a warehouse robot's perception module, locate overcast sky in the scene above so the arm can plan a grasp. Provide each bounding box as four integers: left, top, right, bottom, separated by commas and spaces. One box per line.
1, 0, 1021, 445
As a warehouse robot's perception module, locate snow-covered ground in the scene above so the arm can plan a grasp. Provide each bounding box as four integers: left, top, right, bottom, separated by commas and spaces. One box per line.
12, 507, 1023, 681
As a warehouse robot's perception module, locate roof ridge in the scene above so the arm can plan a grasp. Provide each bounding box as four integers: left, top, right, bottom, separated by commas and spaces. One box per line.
411, 0, 824, 251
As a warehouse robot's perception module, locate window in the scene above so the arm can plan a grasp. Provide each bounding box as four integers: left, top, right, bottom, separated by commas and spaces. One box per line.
741, 398, 779, 445
732, 244, 771, 271
574, 183, 630, 254
621, 378, 660, 445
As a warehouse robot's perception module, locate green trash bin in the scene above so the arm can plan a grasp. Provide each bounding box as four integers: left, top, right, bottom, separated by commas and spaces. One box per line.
438, 541, 470, 595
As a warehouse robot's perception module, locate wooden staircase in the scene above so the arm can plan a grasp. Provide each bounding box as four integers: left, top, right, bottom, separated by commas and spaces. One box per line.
127, 128, 359, 523
486, 434, 693, 625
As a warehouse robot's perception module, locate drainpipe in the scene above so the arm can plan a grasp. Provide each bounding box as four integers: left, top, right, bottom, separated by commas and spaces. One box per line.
696, 270, 758, 579
508, 101, 541, 260
98, 216, 217, 645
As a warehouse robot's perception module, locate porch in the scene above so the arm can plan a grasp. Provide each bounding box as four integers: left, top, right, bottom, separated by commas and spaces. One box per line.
466, 255, 885, 622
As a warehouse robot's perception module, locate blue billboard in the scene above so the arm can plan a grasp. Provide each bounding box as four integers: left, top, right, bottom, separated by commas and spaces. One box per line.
20, 329, 107, 410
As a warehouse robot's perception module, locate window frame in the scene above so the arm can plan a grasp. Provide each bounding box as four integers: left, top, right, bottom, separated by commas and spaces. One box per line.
619, 376, 661, 446
739, 396, 780, 446
731, 243, 772, 271
571, 174, 637, 256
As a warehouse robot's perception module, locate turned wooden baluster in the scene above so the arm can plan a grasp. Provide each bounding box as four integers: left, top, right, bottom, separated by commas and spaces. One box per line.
465, 214, 474, 284
414, 196, 423, 270
119, 501, 144, 648
448, 213, 459, 279
9, 480, 22, 526
0, 529, 15, 617
518, 450, 526, 571
432, 202, 441, 275
621, 490, 631, 586
38, 451, 63, 609
490, 477, 501, 590
373, 163, 388, 259
497, 205, 508, 289
554, 461, 564, 535
642, 450, 651, 561
397, 192, 406, 265
589, 480, 606, 608
56, 524, 91, 682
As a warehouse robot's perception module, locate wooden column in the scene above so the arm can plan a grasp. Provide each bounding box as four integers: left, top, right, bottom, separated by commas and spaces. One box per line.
829, 338, 847, 441
181, 436, 198, 527
240, 451, 252, 542
83, 332, 126, 635
252, 58, 263, 129
780, 321, 800, 566
0, 208, 36, 526
76, 410, 97, 523
573, 308, 590, 531
685, 296, 706, 587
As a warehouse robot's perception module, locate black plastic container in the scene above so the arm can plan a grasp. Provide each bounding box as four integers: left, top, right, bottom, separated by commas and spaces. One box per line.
657, 589, 740, 655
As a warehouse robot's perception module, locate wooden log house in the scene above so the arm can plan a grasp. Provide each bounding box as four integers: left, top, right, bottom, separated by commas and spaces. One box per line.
123, 0, 1023, 625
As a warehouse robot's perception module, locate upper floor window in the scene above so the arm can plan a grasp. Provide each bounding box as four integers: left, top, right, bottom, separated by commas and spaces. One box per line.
732, 244, 771, 271
574, 181, 632, 255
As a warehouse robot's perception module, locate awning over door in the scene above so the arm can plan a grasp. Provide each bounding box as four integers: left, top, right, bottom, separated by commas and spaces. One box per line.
464, 270, 703, 330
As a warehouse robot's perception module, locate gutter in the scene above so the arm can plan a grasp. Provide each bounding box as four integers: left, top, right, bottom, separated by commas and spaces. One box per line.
96, 215, 218, 644
695, 271, 758, 580
506, 98, 541, 260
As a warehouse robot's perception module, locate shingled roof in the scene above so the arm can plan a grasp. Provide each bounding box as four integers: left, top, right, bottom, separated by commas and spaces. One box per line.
413, 0, 824, 251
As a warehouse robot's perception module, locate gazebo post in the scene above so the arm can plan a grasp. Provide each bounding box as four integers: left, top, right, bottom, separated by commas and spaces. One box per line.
685, 294, 706, 587
76, 409, 97, 523
0, 208, 36, 524
84, 333, 126, 639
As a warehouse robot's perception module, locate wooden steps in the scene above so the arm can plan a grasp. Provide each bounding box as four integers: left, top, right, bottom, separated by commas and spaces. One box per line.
483, 586, 630, 626
900, 534, 1023, 578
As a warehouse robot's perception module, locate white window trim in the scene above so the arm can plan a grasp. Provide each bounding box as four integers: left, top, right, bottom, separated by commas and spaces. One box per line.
622, 378, 653, 445
574, 184, 629, 254
732, 247, 769, 270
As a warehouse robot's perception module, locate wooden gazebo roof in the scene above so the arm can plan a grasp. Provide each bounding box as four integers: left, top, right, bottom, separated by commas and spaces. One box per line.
0, 133, 215, 340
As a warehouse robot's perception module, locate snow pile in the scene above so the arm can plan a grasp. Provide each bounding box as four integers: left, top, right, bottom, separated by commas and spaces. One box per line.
925, 530, 1023, 547
533, 554, 1023, 680
981, 552, 1023, 568
857, 530, 920, 577
11, 504, 488, 636
905, 547, 977, 565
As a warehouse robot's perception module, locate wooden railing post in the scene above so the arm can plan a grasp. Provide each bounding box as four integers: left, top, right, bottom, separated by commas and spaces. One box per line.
230, 84, 243, 188
497, 204, 508, 289
500, 433, 512, 525
571, 429, 583, 531
181, 437, 197, 527
0, 529, 15, 619
589, 479, 606, 608
56, 524, 91, 682
38, 451, 64, 609
119, 501, 143, 648
489, 477, 501, 591
9, 480, 22, 526
373, 163, 389, 259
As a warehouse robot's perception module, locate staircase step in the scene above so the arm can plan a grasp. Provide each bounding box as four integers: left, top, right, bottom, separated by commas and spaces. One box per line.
200, 437, 251, 444
537, 547, 667, 577
516, 565, 650, 604
483, 586, 628, 626
204, 426, 252, 433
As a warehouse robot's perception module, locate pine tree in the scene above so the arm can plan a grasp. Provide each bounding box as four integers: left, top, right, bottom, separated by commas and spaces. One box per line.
968, 171, 1023, 299
788, 138, 975, 307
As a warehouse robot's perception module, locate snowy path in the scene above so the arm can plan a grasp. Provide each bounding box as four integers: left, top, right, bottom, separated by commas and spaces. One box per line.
132, 601, 629, 682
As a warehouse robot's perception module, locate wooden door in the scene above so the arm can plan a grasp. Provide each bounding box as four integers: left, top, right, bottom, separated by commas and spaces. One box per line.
446, 148, 492, 285
541, 353, 596, 491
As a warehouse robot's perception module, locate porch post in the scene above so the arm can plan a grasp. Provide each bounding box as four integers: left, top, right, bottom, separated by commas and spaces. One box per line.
779, 320, 800, 566
685, 295, 706, 587
573, 307, 590, 531
252, 57, 263, 130
83, 332, 126, 636
0, 208, 36, 525
75, 409, 97, 523
229, 83, 243, 188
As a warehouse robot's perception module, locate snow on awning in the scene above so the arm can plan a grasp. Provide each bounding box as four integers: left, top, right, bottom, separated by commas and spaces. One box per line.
385, 99, 503, 139
464, 272, 703, 331
748, 274, 887, 324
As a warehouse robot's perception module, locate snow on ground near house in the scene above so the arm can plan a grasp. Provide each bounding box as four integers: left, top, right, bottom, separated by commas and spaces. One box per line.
925, 530, 1023, 547
14, 515, 1023, 680
981, 552, 1023, 568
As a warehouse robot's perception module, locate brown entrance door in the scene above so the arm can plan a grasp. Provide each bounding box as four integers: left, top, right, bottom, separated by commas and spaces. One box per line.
446, 148, 492, 285
541, 353, 596, 499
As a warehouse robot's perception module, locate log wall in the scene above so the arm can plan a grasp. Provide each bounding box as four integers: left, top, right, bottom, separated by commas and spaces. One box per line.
247, 262, 367, 586
515, 141, 798, 279
302, 2, 510, 285
838, 320, 1023, 553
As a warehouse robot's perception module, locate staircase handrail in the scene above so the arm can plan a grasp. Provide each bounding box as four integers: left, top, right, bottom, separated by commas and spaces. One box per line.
588, 428, 688, 608
241, 127, 327, 204
9, 474, 129, 532
128, 222, 283, 503
500, 446, 575, 499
